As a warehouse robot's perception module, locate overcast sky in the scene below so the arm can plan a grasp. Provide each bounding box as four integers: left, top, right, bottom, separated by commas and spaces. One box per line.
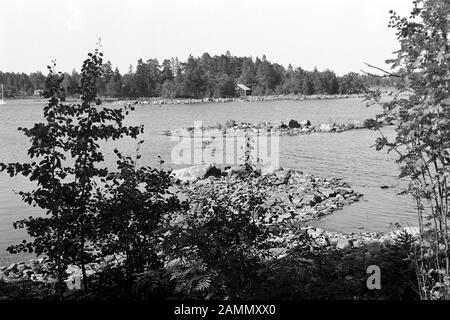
0, 0, 414, 75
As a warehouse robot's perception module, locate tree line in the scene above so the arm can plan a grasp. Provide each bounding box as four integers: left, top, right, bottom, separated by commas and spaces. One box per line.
0, 52, 397, 99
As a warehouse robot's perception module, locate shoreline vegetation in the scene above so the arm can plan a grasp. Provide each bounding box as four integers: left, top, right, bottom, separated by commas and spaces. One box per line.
164, 116, 394, 138
0, 51, 395, 100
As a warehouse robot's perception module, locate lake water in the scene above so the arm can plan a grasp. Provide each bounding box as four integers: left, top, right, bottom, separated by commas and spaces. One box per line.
0, 98, 417, 262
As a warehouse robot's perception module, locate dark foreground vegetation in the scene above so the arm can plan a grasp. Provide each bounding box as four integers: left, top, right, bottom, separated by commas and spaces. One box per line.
1, 52, 394, 99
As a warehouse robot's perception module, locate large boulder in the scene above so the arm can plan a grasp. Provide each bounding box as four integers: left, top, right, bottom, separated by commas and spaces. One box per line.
275, 169, 292, 184
363, 118, 378, 129
172, 165, 211, 182
336, 238, 352, 250
225, 120, 237, 128
301, 194, 323, 207
204, 165, 222, 179
319, 188, 337, 198
261, 165, 282, 176
288, 119, 301, 129
319, 123, 334, 132
230, 167, 248, 178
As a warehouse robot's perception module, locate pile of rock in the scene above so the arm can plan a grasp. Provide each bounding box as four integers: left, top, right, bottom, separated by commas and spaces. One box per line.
175, 166, 364, 222
164, 117, 394, 137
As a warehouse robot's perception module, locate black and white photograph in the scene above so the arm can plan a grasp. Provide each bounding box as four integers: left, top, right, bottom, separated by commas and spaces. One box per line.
0, 0, 449, 309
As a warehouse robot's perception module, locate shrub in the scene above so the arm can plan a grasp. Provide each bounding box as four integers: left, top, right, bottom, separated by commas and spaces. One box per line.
0, 45, 142, 296
163, 174, 270, 299
367, 0, 450, 299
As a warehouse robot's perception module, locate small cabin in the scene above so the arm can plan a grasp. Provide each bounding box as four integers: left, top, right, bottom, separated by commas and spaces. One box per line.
33, 89, 44, 96
236, 84, 251, 97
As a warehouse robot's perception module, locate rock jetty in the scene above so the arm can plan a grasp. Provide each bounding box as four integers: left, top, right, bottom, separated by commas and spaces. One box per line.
175, 166, 364, 222
129, 94, 367, 106
164, 117, 395, 137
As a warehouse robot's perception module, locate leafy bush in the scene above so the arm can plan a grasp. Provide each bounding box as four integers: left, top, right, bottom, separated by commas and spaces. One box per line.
0, 46, 142, 295
93, 143, 184, 290
367, 0, 450, 299
163, 175, 270, 299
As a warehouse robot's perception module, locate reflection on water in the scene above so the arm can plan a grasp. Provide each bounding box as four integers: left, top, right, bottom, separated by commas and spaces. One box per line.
0, 98, 417, 260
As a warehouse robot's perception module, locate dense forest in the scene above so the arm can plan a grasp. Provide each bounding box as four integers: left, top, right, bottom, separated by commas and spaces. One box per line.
0, 52, 397, 99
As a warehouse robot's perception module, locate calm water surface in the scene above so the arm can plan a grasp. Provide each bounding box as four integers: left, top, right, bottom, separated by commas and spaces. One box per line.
0, 98, 417, 261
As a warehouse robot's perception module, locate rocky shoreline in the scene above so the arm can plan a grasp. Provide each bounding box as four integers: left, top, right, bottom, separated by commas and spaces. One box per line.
164, 117, 394, 137
172, 165, 419, 254
0, 165, 417, 288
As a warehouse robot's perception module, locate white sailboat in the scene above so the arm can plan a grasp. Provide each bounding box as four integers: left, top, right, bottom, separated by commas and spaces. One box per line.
0, 84, 5, 105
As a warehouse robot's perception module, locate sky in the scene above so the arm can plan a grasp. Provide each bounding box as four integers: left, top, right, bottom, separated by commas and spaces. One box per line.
0, 0, 414, 76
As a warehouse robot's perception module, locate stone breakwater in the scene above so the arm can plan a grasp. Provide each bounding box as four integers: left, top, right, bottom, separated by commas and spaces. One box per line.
176, 166, 364, 222
173, 165, 419, 257
127, 94, 367, 106
164, 117, 394, 137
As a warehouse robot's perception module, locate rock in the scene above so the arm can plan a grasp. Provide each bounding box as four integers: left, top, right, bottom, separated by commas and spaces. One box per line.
363, 118, 378, 129
275, 169, 291, 183
261, 166, 282, 176
5, 263, 18, 275
0, 271, 8, 281
319, 123, 334, 132
301, 194, 322, 207
336, 238, 352, 250
172, 165, 211, 182
278, 212, 292, 222
204, 165, 222, 179
29, 260, 41, 271
307, 228, 325, 239
66, 264, 81, 276
230, 167, 248, 178
336, 187, 353, 196
17, 263, 29, 272
319, 188, 336, 198
268, 248, 288, 257
352, 239, 364, 247
288, 119, 301, 129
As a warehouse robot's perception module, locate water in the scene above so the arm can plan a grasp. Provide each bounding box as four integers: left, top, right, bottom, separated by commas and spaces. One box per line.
0, 98, 417, 261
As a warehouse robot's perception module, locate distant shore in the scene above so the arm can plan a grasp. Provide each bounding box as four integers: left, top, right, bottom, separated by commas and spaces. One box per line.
2, 93, 368, 105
